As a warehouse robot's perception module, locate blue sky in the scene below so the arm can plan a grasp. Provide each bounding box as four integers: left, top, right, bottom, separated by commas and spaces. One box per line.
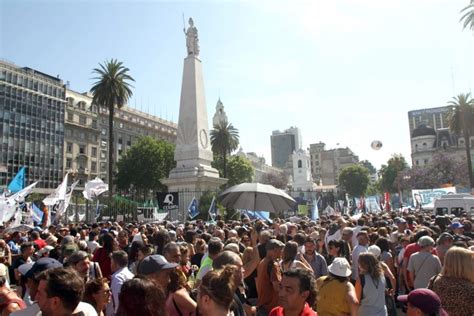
1, 0, 473, 169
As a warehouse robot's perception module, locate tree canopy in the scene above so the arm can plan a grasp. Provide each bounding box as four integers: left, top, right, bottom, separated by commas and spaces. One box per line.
116, 137, 175, 198
90, 59, 134, 199
210, 121, 239, 178
338, 164, 370, 197
260, 171, 289, 189
226, 155, 254, 186
378, 154, 408, 193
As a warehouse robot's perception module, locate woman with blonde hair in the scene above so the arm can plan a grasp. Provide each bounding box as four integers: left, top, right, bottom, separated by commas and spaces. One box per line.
428, 247, 474, 316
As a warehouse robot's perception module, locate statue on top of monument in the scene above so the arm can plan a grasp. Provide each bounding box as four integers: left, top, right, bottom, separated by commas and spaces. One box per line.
184, 17, 200, 56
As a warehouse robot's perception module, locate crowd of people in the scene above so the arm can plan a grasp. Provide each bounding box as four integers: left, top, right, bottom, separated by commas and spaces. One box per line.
0, 209, 472, 316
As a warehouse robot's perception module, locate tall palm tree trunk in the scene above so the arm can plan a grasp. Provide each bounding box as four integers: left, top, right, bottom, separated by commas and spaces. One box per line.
463, 122, 474, 190
108, 105, 115, 203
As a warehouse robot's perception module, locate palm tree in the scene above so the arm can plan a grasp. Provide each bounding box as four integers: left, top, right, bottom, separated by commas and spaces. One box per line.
448, 93, 474, 190
210, 121, 239, 178
460, 0, 474, 30
90, 59, 134, 201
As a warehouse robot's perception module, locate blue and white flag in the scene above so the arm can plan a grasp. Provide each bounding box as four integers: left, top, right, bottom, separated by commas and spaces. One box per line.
8, 167, 25, 193
208, 196, 217, 221
31, 203, 44, 224
311, 199, 319, 221
188, 197, 200, 219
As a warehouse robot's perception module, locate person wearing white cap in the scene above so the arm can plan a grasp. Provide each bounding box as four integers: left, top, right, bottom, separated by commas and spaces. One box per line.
316, 257, 358, 316
407, 236, 441, 289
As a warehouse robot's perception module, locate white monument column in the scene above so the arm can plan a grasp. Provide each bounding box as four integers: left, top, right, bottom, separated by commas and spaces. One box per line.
162, 18, 227, 220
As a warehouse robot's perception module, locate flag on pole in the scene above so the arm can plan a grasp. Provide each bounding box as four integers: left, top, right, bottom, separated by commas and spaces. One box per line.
7, 167, 25, 193
188, 197, 200, 219
208, 196, 217, 221
83, 178, 108, 201
31, 203, 44, 224
43, 173, 68, 206
311, 198, 319, 221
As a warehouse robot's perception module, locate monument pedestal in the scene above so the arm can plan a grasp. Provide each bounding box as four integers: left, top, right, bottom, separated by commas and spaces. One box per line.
162, 19, 228, 221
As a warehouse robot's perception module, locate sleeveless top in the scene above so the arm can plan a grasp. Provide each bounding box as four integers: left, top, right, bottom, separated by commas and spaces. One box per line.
358, 274, 387, 316
316, 276, 350, 316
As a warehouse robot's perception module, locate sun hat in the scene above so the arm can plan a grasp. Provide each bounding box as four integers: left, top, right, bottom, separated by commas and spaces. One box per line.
368, 245, 381, 258
136, 255, 178, 275
398, 289, 447, 316
418, 236, 435, 248
328, 257, 351, 277
437, 232, 453, 244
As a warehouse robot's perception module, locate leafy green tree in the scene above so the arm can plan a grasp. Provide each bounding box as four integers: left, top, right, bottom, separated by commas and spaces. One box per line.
378, 154, 408, 193
366, 179, 382, 196
260, 171, 288, 189
359, 160, 376, 174
448, 93, 474, 190
210, 121, 239, 178
338, 165, 370, 197
226, 156, 254, 186
460, 1, 474, 30
90, 59, 134, 200
116, 137, 175, 199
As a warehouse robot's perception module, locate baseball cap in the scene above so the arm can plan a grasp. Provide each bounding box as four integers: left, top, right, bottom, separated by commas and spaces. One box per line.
25, 258, 63, 279
418, 236, 435, 248
266, 239, 285, 251
395, 217, 407, 224
437, 232, 453, 244
450, 222, 464, 229
137, 255, 178, 275
398, 289, 447, 316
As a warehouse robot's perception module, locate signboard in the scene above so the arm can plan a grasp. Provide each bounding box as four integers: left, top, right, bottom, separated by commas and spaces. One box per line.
412, 187, 456, 208
157, 192, 179, 213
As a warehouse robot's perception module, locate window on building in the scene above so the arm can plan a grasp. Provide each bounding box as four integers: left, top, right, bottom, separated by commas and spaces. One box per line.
91, 119, 97, 129
91, 147, 97, 157
298, 160, 302, 168
416, 160, 419, 166
79, 145, 86, 155
66, 142, 73, 153
101, 128, 107, 135
66, 158, 72, 168
67, 112, 73, 121
91, 161, 97, 172
79, 115, 87, 125
424, 159, 429, 165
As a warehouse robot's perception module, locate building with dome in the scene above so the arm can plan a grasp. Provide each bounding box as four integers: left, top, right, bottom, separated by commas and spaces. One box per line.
212, 98, 228, 127
409, 106, 474, 167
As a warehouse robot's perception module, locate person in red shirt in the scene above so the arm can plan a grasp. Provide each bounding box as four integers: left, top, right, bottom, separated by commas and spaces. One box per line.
31, 231, 47, 249
270, 269, 317, 316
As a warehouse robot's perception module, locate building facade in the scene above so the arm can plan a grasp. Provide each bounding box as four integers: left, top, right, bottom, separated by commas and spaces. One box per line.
64, 89, 101, 188
291, 149, 316, 192
0, 60, 66, 193
270, 126, 301, 168
236, 149, 283, 183
410, 124, 474, 167
408, 106, 450, 135
309, 142, 359, 186
97, 105, 177, 182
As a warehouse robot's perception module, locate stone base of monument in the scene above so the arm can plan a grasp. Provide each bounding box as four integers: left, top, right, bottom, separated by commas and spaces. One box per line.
162, 174, 227, 222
